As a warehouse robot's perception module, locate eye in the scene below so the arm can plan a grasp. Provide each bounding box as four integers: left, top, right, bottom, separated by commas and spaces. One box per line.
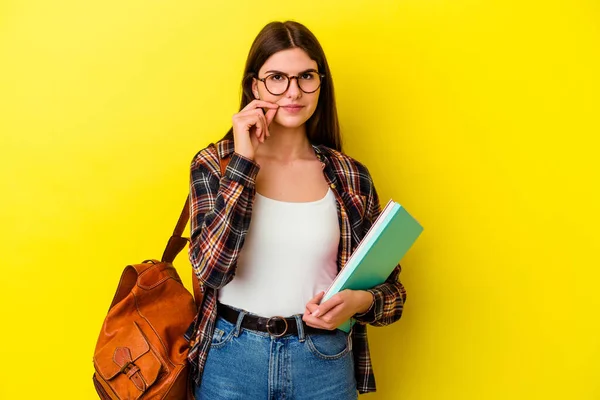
268, 74, 285, 81
301, 72, 314, 80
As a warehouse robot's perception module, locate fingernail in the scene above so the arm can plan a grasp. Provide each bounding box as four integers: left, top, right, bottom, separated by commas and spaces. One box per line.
312, 309, 320, 317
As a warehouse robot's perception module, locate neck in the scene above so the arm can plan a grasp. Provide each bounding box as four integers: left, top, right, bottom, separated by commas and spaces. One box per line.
256, 122, 313, 162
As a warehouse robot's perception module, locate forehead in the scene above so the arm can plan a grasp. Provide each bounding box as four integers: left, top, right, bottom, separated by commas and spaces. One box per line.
258, 48, 318, 75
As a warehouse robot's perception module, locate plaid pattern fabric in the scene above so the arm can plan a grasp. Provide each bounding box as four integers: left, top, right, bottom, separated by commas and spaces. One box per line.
186, 139, 406, 394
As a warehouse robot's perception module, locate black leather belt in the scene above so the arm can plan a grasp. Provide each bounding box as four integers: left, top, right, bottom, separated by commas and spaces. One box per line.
217, 302, 336, 337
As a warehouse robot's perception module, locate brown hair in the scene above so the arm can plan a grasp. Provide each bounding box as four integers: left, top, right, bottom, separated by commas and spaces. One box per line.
221, 21, 342, 151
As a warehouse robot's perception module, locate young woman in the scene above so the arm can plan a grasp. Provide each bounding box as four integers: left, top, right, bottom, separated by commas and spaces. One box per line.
186, 21, 406, 399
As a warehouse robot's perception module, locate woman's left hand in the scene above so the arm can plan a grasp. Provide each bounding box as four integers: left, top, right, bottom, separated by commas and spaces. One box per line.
302, 290, 374, 330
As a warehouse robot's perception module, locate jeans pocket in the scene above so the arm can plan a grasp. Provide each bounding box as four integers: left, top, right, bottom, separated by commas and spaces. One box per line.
210, 317, 236, 348
306, 330, 352, 360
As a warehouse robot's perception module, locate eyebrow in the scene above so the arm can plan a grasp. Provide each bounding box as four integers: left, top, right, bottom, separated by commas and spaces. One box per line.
263, 68, 319, 75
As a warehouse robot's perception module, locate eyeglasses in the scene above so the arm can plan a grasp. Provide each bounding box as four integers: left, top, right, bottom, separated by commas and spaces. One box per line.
256, 71, 325, 96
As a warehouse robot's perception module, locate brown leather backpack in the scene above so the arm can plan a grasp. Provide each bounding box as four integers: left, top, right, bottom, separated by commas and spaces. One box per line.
92, 146, 228, 399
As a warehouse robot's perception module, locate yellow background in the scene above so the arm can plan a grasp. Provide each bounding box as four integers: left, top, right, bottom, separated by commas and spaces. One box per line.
1, 0, 599, 398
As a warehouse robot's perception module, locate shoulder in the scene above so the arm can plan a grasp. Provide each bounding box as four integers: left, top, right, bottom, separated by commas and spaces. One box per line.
315, 145, 371, 175
314, 144, 375, 193
190, 139, 235, 173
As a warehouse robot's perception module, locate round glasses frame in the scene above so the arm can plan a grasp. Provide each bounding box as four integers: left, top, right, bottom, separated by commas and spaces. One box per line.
256, 72, 326, 96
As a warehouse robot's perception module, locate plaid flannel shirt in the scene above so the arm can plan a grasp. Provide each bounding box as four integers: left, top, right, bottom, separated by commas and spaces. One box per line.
186, 139, 406, 394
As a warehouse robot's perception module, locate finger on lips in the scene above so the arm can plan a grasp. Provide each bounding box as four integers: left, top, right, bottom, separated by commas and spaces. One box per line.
243, 100, 279, 112
235, 101, 279, 143
254, 100, 279, 109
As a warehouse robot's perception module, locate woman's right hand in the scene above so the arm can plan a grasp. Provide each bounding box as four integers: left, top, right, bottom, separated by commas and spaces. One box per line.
232, 100, 279, 160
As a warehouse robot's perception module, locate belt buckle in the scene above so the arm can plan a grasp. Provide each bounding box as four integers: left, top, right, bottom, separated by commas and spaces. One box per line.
266, 316, 288, 338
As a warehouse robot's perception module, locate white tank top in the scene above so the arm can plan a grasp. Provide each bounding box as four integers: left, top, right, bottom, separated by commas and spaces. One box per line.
218, 188, 340, 317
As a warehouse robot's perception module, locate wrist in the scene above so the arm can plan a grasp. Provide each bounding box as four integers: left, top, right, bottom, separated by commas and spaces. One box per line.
233, 149, 254, 161
355, 290, 375, 315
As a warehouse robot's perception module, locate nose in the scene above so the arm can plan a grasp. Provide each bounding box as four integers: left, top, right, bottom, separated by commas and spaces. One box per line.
286, 77, 302, 99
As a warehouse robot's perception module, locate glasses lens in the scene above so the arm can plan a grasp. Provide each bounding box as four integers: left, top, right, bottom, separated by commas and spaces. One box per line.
265, 74, 289, 95
298, 72, 322, 93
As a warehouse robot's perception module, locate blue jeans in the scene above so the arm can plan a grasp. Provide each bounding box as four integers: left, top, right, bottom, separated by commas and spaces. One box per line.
195, 310, 358, 400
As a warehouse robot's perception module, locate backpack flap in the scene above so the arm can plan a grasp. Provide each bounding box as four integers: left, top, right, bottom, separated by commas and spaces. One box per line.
93, 321, 162, 398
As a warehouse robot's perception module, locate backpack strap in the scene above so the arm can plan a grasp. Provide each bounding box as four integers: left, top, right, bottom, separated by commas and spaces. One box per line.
161, 143, 231, 308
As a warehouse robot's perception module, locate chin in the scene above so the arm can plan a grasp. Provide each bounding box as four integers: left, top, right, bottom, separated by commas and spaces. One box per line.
273, 114, 310, 129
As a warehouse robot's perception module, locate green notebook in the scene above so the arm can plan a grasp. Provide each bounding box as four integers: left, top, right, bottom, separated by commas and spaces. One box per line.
321, 199, 423, 332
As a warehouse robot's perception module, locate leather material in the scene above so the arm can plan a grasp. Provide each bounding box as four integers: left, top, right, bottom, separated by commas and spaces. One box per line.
217, 302, 337, 337
92, 144, 230, 399
92, 260, 195, 400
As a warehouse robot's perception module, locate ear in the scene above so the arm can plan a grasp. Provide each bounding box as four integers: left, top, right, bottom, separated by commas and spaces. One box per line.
251, 78, 260, 99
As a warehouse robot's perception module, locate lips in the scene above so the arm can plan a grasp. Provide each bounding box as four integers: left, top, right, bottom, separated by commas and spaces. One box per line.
280, 104, 305, 114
